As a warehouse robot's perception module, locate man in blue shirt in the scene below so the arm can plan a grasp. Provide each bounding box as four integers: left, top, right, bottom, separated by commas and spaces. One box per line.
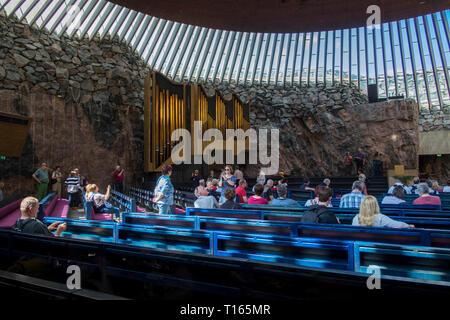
339, 180, 367, 208
270, 184, 299, 206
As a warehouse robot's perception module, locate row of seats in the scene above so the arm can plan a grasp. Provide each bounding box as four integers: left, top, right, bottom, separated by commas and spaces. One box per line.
0, 192, 68, 227
42, 215, 450, 282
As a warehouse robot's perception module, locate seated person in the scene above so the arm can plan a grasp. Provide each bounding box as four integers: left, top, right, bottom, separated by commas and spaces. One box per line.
263, 179, 275, 201
220, 188, 242, 209
387, 180, 411, 194
248, 183, 269, 205
412, 183, 441, 206
358, 174, 368, 195
206, 181, 220, 201
85, 184, 120, 220
314, 178, 331, 195
444, 179, 450, 193
353, 196, 414, 228
305, 186, 333, 207
409, 177, 421, 194
194, 179, 206, 198
339, 181, 367, 208
235, 179, 248, 203
14, 197, 66, 236
301, 187, 339, 224
300, 178, 315, 192
270, 184, 299, 206
381, 185, 406, 205
194, 189, 219, 208
430, 180, 440, 195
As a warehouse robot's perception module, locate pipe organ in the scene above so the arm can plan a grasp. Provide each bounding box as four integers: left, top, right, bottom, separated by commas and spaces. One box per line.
145, 72, 250, 172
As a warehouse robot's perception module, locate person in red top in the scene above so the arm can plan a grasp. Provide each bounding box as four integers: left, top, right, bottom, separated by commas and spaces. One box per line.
113, 165, 125, 193
248, 183, 269, 205
235, 179, 248, 203
344, 152, 353, 175
412, 183, 441, 206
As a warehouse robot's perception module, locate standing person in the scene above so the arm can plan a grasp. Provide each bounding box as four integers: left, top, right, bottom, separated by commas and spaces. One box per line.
218, 165, 236, 203
353, 147, 365, 175
234, 166, 243, 186
0, 181, 4, 203
85, 184, 120, 220
32, 162, 49, 201
208, 169, 217, 180
344, 152, 353, 176
152, 165, 175, 215
51, 166, 63, 198
80, 175, 89, 191
14, 197, 66, 236
65, 171, 81, 208
113, 165, 124, 193
73, 168, 83, 206
256, 167, 266, 186
190, 169, 201, 188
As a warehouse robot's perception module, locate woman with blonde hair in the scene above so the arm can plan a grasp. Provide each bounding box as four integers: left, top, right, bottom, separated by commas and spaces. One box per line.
352, 196, 414, 228
430, 180, 440, 195
85, 183, 120, 220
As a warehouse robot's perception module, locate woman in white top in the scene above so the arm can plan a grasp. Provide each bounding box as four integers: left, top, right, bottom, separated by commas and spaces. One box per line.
353, 196, 414, 228
85, 184, 120, 220
52, 166, 63, 198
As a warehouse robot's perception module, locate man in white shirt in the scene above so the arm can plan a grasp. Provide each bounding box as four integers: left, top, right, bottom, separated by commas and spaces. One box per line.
194, 189, 219, 209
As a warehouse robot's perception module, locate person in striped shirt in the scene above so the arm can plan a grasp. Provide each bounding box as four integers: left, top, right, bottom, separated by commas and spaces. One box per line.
339, 180, 367, 209
65, 171, 81, 208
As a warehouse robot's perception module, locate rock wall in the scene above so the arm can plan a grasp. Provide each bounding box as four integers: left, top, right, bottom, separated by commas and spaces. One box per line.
204, 83, 420, 177
0, 13, 148, 198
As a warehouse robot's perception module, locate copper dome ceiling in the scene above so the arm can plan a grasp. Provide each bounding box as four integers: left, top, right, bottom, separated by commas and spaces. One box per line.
109, 0, 449, 32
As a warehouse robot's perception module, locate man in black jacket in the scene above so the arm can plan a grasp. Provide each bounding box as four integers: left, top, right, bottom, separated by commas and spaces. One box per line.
301, 187, 339, 224
14, 197, 66, 236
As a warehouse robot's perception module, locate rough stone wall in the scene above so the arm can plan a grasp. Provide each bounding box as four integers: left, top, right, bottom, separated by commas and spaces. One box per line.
0, 13, 148, 198
419, 111, 450, 132
204, 83, 419, 177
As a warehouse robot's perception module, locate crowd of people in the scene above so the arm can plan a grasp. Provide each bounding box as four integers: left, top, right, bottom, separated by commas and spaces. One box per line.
5, 156, 450, 238
150, 164, 449, 231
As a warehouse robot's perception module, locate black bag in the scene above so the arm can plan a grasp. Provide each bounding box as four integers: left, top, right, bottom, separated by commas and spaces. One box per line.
50, 178, 57, 185
301, 205, 330, 223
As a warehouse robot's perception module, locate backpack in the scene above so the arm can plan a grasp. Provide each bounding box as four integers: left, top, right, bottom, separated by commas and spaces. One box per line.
301, 205, 330, 223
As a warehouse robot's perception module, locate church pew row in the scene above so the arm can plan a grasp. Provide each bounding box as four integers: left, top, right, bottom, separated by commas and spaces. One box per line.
0, 193, 68, 228
241, 204, 450, 217
1, 228, 449, 300
44, 217, 116, 243
110, 190, 136, 212
185, 207, 450, 230
0, 199, 22, 228
41, 216, 450, 282
122, 213, 450, 248
37, 192, 69, 220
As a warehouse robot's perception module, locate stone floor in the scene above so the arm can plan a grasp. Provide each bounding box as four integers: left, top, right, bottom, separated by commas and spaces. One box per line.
67, 207, 86, 220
